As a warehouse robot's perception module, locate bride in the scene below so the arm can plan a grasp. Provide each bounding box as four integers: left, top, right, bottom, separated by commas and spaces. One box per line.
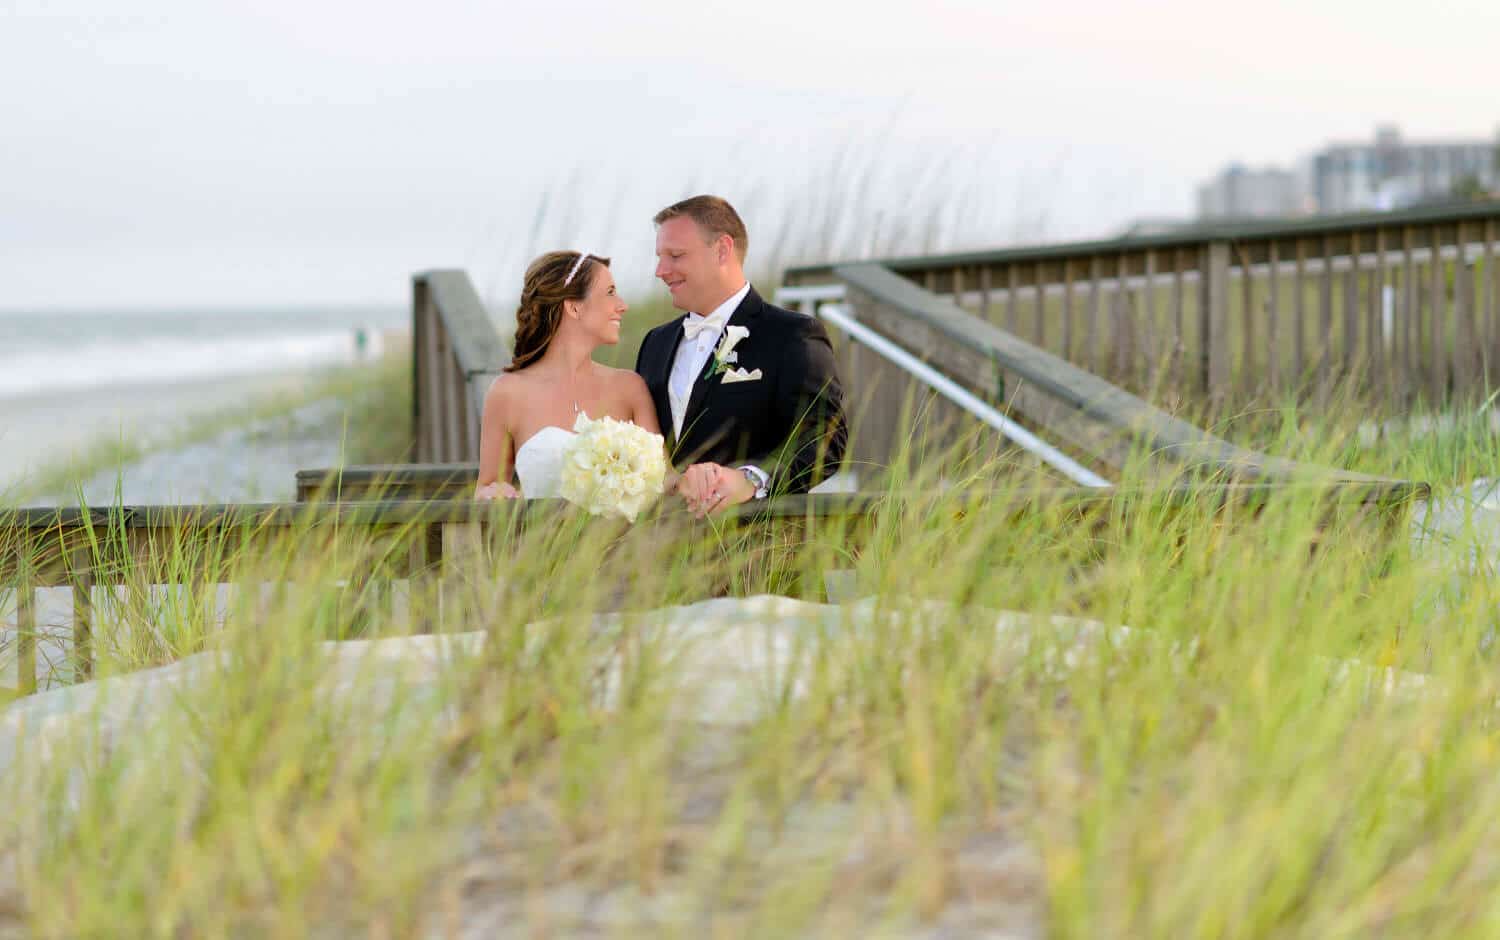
475, 251, 662, 500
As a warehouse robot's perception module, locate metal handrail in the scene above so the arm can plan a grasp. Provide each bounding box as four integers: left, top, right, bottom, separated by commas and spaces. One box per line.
776, 286, 1112, 489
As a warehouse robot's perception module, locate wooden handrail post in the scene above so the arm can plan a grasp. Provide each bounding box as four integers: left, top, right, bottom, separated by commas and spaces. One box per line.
1198, 241, 1231, 402
406, 521, 444, 634
16, 547, 36, 696
412, 277, 430, 463
70, 544, 94, 682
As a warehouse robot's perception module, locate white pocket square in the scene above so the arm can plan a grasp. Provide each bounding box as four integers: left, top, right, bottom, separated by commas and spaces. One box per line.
720, 367, 763, 384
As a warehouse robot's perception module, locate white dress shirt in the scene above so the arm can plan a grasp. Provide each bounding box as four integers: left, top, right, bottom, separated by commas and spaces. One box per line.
668, 281, 750, 438
666, 281, 768, 497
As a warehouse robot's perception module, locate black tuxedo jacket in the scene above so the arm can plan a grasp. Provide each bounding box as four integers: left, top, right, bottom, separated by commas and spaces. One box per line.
634, 287, 847, 495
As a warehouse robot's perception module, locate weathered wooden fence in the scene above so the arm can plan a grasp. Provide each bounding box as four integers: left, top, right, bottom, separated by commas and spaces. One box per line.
787, 201, 1500, 411
782, 265, 1419, 491
2, 259, 1434, 701
411, 270, 509, 463
1, 484, 1424, 697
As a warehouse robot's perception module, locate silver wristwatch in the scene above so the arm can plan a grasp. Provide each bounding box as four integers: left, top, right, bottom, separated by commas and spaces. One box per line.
741, 467, 768, 499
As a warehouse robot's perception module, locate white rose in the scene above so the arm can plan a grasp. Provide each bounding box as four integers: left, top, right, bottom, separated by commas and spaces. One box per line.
558, 415, 668, 521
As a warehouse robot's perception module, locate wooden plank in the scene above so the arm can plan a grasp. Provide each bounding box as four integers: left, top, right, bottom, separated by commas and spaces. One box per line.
1113, 255, 1131, 383
1172, 249, 1186, 392
463, 374, 482, 460
1088, 256, 1104, 375
1487, 220, 1498, 389
1402, 226, 1417, 409
1319, 235, 1335, 404
1032, 262, 1047, 349
1061, 259, 1075, 362
446, 333, 463, 461
441, 329, 463, 463
439, 520, 486, 632
297, 463, 483, 502
1143, 250, 1161, 389
1453, 223, 1474, 401
979, 265, 992, 320
16, 572, 35, 696
426, 313, 444, 462
426, 281, 477, 464
1112, 284, 1131, 383
1344, 229, 1361, 385
412, 287, 430, 462
71, 545, 93, 682
1366, 233, 1379, 388
952, 267, 965, 306
1374, 228, 1389, 411
1294, 239, 1307, 391
423, 304, 448, 463
1199, 242, 1231, 401
1431, 225, 1447, 405
408, 522, 444, 634
452, 351, 473, 462
1007, 264, 1020, 335
1237, 245, 1253, 397
1267, 242, 1281, 392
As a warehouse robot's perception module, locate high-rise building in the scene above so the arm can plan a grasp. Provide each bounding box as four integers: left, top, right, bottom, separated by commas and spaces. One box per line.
1196, 164, 1303, 220
1195, 124, 1499, 220
1311, 124, 1499, 213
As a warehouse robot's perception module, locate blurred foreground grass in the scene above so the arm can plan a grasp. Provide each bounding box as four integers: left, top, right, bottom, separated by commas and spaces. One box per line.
0, 387, 1497, 937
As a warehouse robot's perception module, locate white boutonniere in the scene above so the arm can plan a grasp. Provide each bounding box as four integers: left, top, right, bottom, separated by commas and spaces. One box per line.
706, 325, 750, 380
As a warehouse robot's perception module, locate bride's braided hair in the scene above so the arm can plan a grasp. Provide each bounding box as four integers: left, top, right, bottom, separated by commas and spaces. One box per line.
506, 251, 610, 372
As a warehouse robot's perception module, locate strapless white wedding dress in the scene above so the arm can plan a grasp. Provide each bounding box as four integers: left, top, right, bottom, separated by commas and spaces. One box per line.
514, 426, 576, 498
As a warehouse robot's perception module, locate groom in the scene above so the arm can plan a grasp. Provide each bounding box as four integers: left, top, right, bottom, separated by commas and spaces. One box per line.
635, 195, 847, 515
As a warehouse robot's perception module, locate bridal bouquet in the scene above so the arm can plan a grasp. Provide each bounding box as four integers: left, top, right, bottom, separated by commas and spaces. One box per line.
558, 414, 668, 522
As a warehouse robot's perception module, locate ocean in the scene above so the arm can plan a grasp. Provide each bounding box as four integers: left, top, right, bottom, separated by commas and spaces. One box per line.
0, 305, 407, 401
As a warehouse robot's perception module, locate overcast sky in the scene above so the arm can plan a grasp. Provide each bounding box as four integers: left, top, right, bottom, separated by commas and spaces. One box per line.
3, 0, 1497, 312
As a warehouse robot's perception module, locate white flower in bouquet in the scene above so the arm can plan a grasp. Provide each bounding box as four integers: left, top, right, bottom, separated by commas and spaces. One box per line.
558, 414, 668, 522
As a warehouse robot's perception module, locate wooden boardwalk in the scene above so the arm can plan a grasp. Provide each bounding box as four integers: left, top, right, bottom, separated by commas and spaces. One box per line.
788, 201, 1500, 413
18, 206, 1493, 699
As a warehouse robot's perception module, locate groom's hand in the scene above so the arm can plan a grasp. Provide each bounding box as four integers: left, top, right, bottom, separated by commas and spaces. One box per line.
677, 462, 754, 518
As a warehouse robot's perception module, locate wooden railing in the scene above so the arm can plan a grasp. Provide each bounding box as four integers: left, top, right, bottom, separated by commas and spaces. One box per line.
788, 264, 1420, 492
295, 464, 478, 503
787, 201, 1500, 411
411, 270, 509, 462
2, 483, 1424, 697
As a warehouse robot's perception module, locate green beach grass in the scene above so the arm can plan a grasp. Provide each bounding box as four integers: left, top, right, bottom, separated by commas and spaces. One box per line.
2, 270, 1500, 935
0, 380, 1497, 935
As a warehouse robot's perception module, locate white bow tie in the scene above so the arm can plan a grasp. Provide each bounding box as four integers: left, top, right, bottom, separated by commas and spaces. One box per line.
681, 314, 728, 341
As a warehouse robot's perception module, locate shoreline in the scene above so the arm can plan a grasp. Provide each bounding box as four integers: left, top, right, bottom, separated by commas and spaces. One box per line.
1, 365, 397, 506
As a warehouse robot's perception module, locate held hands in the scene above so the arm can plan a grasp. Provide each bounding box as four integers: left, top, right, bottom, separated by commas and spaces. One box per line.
474, 481, 521, 501
676, 462, 755, 518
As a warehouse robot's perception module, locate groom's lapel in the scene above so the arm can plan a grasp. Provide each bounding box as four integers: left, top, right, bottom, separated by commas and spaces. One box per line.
680, 287, 763, 441
648, 315, 689, 444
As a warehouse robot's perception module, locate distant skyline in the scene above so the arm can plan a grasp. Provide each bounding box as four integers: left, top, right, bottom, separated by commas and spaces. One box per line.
4, 0, 1498, 311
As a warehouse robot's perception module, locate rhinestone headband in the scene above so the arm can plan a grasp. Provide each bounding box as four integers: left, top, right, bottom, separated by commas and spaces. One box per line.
563, 252, 592, 287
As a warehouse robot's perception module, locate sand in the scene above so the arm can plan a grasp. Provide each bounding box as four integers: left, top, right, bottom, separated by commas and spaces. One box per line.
0, 371, 344, 502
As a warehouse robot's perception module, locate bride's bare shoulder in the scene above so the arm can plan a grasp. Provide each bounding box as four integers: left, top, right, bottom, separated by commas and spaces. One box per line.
483, 370, 531, 409
598, 364, 648, 394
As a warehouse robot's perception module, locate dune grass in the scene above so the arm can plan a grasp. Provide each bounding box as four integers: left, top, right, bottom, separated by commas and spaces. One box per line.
0, 401, 1496, 936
